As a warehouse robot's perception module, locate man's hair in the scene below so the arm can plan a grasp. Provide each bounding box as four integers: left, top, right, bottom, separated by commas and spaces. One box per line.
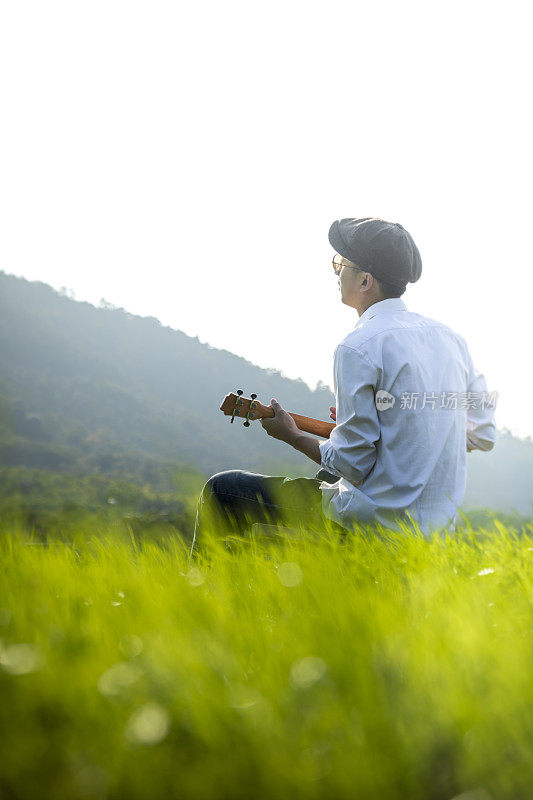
375, 277, 405, 299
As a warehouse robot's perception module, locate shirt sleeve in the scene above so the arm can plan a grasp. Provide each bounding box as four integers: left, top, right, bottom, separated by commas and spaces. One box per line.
319, 344, 380, 484
464, 347, 497, 453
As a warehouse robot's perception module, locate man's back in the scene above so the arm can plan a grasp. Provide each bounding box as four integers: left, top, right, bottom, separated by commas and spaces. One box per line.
319, 298, 497, 536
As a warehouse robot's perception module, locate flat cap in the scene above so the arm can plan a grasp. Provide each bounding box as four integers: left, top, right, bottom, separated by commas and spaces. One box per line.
328, 217, 422, 290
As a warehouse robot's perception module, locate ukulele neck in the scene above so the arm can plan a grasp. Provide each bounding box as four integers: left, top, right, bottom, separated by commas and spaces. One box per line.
287, 413, 334, 439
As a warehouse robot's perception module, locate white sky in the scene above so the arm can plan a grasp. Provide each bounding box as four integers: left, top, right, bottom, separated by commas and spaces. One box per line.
1, 1, 531, 438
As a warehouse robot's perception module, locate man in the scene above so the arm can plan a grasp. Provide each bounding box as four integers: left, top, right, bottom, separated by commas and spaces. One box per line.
191, 217, 497, 556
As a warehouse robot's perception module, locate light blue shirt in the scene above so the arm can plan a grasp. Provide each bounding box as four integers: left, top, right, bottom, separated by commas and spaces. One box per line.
318, 298, 497, 537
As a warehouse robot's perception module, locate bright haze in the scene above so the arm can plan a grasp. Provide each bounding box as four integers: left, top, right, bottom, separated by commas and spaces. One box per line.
1, 1, 529, 437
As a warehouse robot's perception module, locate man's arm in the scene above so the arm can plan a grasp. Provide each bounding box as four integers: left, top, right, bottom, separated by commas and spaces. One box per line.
318, 344, 380, 484
464, 347, 497, 453
289, 431, 323, 465
260, 343, 380, 482
259, 399, 323, 465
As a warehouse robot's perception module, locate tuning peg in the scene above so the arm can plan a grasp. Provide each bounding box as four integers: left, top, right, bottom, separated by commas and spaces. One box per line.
243, 392, 258, 428
230, 389, 245, 424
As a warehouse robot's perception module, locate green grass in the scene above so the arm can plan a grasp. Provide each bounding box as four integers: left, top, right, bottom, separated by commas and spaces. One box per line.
1, 516, 533, 799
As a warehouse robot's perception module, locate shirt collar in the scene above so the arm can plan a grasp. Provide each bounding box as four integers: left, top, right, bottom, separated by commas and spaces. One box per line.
355, 297, 408, 328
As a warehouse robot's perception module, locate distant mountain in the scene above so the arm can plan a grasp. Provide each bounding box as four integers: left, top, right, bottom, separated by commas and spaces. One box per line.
463, 429, 533, 517
0, 271, 335, 482
1, 270, 531, 518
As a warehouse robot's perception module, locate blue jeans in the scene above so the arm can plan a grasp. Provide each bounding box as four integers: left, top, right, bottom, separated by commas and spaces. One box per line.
190, 468, 345, 558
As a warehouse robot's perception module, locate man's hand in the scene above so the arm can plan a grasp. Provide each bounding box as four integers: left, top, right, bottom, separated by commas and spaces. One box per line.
261, 399, 323, 466
330, 406, 336, 422
260, 398, 300, 444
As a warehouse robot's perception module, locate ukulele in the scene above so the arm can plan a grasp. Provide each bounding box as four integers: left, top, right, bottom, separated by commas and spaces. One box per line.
220, 390, 335, 439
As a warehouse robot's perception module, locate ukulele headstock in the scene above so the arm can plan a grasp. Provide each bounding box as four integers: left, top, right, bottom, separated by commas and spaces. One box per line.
220, 390, 271, 427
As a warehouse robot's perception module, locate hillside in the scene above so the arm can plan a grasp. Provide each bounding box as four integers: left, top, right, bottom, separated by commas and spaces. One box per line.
0, 271, 335, 481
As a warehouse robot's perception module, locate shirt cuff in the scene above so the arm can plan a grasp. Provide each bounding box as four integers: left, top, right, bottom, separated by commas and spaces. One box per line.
319, 439, 346, 480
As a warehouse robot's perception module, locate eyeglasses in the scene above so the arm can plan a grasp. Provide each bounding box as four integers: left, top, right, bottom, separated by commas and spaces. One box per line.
332, 254, 364, 276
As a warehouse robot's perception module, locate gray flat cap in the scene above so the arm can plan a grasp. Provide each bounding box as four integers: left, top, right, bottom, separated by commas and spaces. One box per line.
328, 217, 422, 290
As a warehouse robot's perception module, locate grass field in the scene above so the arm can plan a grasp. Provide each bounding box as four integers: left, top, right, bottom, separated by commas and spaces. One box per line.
1, 517, 533, 800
